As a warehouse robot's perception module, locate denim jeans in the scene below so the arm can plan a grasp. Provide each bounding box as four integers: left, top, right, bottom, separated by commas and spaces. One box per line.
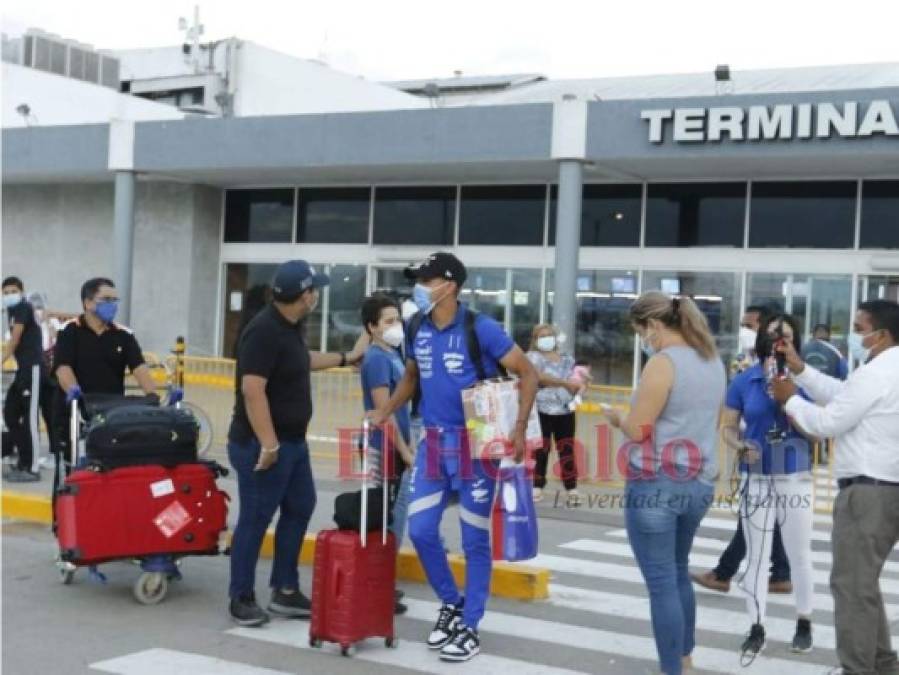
625, 476, 714, 675
228, 437, 317, 599
390, 467, 412, 548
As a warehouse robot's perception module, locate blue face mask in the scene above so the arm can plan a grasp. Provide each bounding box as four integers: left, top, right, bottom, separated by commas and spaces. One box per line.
413, 282, 447, 314
95, 300, 119, 324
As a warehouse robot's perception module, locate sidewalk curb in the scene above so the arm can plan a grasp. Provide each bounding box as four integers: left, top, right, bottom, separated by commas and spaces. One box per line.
1, 490, 549, 601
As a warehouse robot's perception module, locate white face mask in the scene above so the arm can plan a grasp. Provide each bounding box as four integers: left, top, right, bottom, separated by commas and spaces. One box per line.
382, 323, 405, 348
848, 331, 875, 363
3, 293, 22, 309
536, 335, 556, 352
739, 327, 757, 354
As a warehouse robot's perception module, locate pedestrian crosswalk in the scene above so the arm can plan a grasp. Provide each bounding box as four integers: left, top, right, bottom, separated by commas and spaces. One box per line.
209, 507, 899, 674
92, 508, 899, 675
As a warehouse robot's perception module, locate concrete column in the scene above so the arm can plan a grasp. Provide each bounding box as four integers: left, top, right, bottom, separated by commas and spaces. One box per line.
113, 171, 136, 324
552, 159, 583, 352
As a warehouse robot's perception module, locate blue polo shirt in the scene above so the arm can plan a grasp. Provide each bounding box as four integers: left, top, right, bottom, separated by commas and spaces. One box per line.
726, 364, 812, 475
406, 303, 514, 431
361, 344, 411, 449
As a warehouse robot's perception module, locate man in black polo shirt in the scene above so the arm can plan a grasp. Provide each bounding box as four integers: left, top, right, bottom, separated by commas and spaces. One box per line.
52, 277, 158, 462
227, 259, 369, 627
2, 276, 44, 482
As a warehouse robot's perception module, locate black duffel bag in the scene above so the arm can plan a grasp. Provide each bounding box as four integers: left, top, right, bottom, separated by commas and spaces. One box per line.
333, 486, 394, 532
85, 405, 199, 469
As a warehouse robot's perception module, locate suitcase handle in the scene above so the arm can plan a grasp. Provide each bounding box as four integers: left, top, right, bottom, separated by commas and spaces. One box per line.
69, 399, 80, 469
359, 418, 390, 549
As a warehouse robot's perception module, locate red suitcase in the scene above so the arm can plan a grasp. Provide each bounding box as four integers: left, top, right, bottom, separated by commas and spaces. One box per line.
309, 420, 397, 656
56, 462, 228, 566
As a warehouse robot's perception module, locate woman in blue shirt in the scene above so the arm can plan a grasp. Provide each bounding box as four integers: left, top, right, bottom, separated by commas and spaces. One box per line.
725, 314, 815, 660
360, 294, 415, 531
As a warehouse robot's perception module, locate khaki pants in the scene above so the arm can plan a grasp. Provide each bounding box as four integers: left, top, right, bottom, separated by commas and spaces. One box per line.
831, 483, 899, 675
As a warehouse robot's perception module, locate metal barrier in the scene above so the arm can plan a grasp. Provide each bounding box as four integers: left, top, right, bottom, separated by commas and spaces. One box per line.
129, 352, 838, 514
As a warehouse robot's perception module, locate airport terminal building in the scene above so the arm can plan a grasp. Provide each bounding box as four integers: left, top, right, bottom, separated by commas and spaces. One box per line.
3, 44, 898, 387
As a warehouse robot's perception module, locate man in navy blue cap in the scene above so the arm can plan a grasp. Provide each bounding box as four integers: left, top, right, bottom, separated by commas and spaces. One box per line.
227, 259, 369, 626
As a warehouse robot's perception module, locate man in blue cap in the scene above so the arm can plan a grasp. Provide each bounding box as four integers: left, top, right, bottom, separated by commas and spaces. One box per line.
227, 260, 369, 626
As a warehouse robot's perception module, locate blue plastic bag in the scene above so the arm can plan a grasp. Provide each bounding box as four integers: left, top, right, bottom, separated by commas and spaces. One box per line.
491, 460, 538, 561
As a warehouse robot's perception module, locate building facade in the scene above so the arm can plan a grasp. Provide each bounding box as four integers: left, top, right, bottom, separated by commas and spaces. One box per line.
3, 64, 898, 387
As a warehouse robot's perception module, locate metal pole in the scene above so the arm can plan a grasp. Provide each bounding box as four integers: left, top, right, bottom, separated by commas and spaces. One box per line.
552, 160, 583, 354
113, 171, 136, 324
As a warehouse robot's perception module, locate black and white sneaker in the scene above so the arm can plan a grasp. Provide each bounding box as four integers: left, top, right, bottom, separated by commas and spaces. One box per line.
791, 618, 813, 653
426, 600, 463, 649
268, 588, 312, 618
230, 593, 270, 627
740, 623, 766, 664
440, 624, 480, 662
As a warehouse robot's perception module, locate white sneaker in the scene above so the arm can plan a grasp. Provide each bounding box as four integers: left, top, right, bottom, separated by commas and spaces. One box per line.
439, 624, 480, 662
427, 601, 463, 649
532, 487, 543, 503
566, 489, 582, 508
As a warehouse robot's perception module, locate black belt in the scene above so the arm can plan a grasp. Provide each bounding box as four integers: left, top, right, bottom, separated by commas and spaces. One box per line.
837, 475, 899, 490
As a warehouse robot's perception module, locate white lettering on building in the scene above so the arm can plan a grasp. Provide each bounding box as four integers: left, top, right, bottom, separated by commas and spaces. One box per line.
642, 100, 898, 143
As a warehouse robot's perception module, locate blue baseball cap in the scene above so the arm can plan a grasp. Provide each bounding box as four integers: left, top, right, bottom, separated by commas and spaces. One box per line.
272, 260, 329, 298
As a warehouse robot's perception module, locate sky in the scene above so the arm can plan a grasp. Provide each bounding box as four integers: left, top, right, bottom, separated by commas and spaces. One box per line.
2, 0, 898, 82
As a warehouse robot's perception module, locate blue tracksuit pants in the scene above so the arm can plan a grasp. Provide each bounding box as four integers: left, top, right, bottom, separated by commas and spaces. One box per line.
407, 433, 497, 630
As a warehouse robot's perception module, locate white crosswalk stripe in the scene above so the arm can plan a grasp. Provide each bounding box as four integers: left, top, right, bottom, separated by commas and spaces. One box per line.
600, 528, 899, 574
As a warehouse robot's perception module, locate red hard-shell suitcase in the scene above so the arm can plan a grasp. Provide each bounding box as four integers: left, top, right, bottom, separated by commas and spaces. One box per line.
309, 419, 397, 655
56, 463, 228, 566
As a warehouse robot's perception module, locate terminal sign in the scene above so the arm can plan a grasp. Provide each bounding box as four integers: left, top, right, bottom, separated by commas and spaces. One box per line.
641, 100, 899, 143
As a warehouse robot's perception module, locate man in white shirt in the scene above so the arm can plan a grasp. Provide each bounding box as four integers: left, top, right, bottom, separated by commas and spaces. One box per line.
772, 299, 899, 675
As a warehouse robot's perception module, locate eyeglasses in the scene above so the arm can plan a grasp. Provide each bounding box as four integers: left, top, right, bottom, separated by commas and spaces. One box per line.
95, 296, 120, 303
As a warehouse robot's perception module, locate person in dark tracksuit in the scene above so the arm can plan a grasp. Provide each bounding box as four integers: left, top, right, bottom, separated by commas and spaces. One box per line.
2, 276, 44, 482
227, 259, 368, 627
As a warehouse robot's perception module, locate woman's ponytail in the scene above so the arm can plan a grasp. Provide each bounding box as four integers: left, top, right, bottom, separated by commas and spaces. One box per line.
630, 291, 718, 360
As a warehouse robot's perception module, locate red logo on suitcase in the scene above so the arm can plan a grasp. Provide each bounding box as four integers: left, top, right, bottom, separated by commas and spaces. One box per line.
153, 500, 193, 538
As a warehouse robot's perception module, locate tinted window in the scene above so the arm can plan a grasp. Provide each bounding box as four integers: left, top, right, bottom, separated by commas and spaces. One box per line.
860, 180, 899, 249
549, 184, 642, 246
373, 186, 455, 245
224, 189, 294, 243
459, 185, 545, 246
296, 187, 370, 244
749, 181, 856, 248
645, 183, 746, 247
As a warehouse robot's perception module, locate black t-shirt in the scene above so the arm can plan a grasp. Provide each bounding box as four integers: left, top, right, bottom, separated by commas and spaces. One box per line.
8, 300, 42, 377
52, 317, 145, 394
229, 305, 313, 444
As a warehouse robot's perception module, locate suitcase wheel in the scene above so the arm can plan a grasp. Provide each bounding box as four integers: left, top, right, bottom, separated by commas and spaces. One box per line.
385, 637, 399, 649
57, 561, 76, 585
309, 636, 323, 649
340, 645, 355, 657
133, 571, 168, 605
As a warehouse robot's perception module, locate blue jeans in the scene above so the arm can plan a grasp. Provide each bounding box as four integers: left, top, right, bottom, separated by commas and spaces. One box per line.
228, 438, 317, 599
390, 467, 412, 548
625, 476, 714, 675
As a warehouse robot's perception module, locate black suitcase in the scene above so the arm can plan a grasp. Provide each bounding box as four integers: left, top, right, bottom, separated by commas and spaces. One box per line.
85, 405, 199, 468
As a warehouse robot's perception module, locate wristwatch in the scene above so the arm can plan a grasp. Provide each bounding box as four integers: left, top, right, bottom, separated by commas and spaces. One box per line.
339, 352, 347, 367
